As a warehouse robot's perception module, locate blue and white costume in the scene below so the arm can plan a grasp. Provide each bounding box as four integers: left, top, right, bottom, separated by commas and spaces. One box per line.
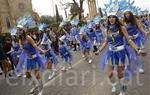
79, 36, 91, 52
125, 23, 144, 48
86, 28, 96, 44
59, 44, 72, 63
125, 23, 145, 73
23, 42, 45, 71
94, 28, 104, 44
11, 43, 22, 65
101, 25, 129, 70
70, 27, 80, 42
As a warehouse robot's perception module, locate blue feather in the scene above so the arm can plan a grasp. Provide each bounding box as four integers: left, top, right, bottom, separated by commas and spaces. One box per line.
59, 21, 66, 27
131, 1, 134, 5
9, 27, 17, 35
39, 23, 48, 31
70, 19, 79, 25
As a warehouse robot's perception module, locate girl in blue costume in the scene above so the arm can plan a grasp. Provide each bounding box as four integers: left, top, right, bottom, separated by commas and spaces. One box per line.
95, 23, 104, 44
16, 22, 46, 95
70, 19, 80, 51
11, 36, 22, 67
86, 23, 97, 53
96, 12, 145, 95
39, 25, 58, 80
123, 10, 150, 74
141, 15, 150, 30
140, 15, 150, 42
65, 33, 72, 47
94, 22, 104, 53
79, 29, 92, 64
59, 35, 73, 71
9, 28, 22, 74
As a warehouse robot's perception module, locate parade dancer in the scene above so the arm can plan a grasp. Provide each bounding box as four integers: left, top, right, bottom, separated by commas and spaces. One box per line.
96, 12, 145, 95
140, 15, 150, 43
79, 30, 92, 64
10, 28, 22, 68
38, 24, 58, 80
16, 16, 45, 95
70, 19, 80, 51
46, 47, 58, 80
123, 10, 150, 74
141, 15, 150, 31
86, 22, 97, 53
94, 19, 104, 52
59, 35, 73, 71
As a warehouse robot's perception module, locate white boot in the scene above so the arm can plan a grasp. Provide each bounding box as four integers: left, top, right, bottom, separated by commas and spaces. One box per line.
61, 67, 66, 71
119, 85, 127, 95
119, 78, 127, 95
82, 55, 85, 58
119, 91, 125, 95
67, 66, 72, 70
48, 71, 56, 80
38, 89, 43, 95
30, 86, 38, 94
88, 59, 92, 64
112, 86, 116, 93
139, 68, 144, 74
67, 63, 72, 70
29, 80, 38, 94
111, 83, 117, 93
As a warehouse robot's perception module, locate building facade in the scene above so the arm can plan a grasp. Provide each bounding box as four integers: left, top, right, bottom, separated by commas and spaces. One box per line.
0, 0, 34, 33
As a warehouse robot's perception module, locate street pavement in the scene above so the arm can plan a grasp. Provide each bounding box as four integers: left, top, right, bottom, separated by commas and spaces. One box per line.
0, 39, 150, 95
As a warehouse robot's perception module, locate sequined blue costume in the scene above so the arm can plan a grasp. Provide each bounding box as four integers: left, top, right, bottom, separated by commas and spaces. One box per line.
70, 27, 80, 41
40, 33, 58, 65
59, 44, 72, 62
86, 29, 96, 44
101, 25, 129, 70
16, 42, 45, 72
80, 37, 91, 52
11, 43, 22, 64
94, 28, 104, 43
125, 23, 143, 65
125, 23, 143, 48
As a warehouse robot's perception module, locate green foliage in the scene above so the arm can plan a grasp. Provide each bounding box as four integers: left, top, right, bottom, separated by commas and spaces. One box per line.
40, 15, 63, 27
51, 22, 60, 27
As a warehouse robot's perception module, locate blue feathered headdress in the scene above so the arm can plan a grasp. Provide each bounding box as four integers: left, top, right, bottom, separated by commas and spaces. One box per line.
70, 19, 80, 26
59, 21, 66, 27
38, 23, 48, 31
103, 0, 119, 17
9, 27, 17, 36
79, 25, 88, 34
87, 19, 95, 28
17, 16, 37, 30
94, 16, 101, 24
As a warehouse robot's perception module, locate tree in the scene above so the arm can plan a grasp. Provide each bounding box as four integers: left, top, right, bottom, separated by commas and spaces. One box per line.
70, 2, 79, 20
70, 0, 84, 20
59, 0, 85, 20
98, 8, 103, 17
40, 15, 54, 25
78, 0, 84, 20
40, 15, 63, 27
55, 4, 61, 22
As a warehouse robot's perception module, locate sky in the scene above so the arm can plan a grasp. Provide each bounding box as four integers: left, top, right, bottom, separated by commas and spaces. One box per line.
32, 0, 150, 18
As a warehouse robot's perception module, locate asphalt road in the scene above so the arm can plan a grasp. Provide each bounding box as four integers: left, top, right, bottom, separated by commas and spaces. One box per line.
0, 39, 150, 95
